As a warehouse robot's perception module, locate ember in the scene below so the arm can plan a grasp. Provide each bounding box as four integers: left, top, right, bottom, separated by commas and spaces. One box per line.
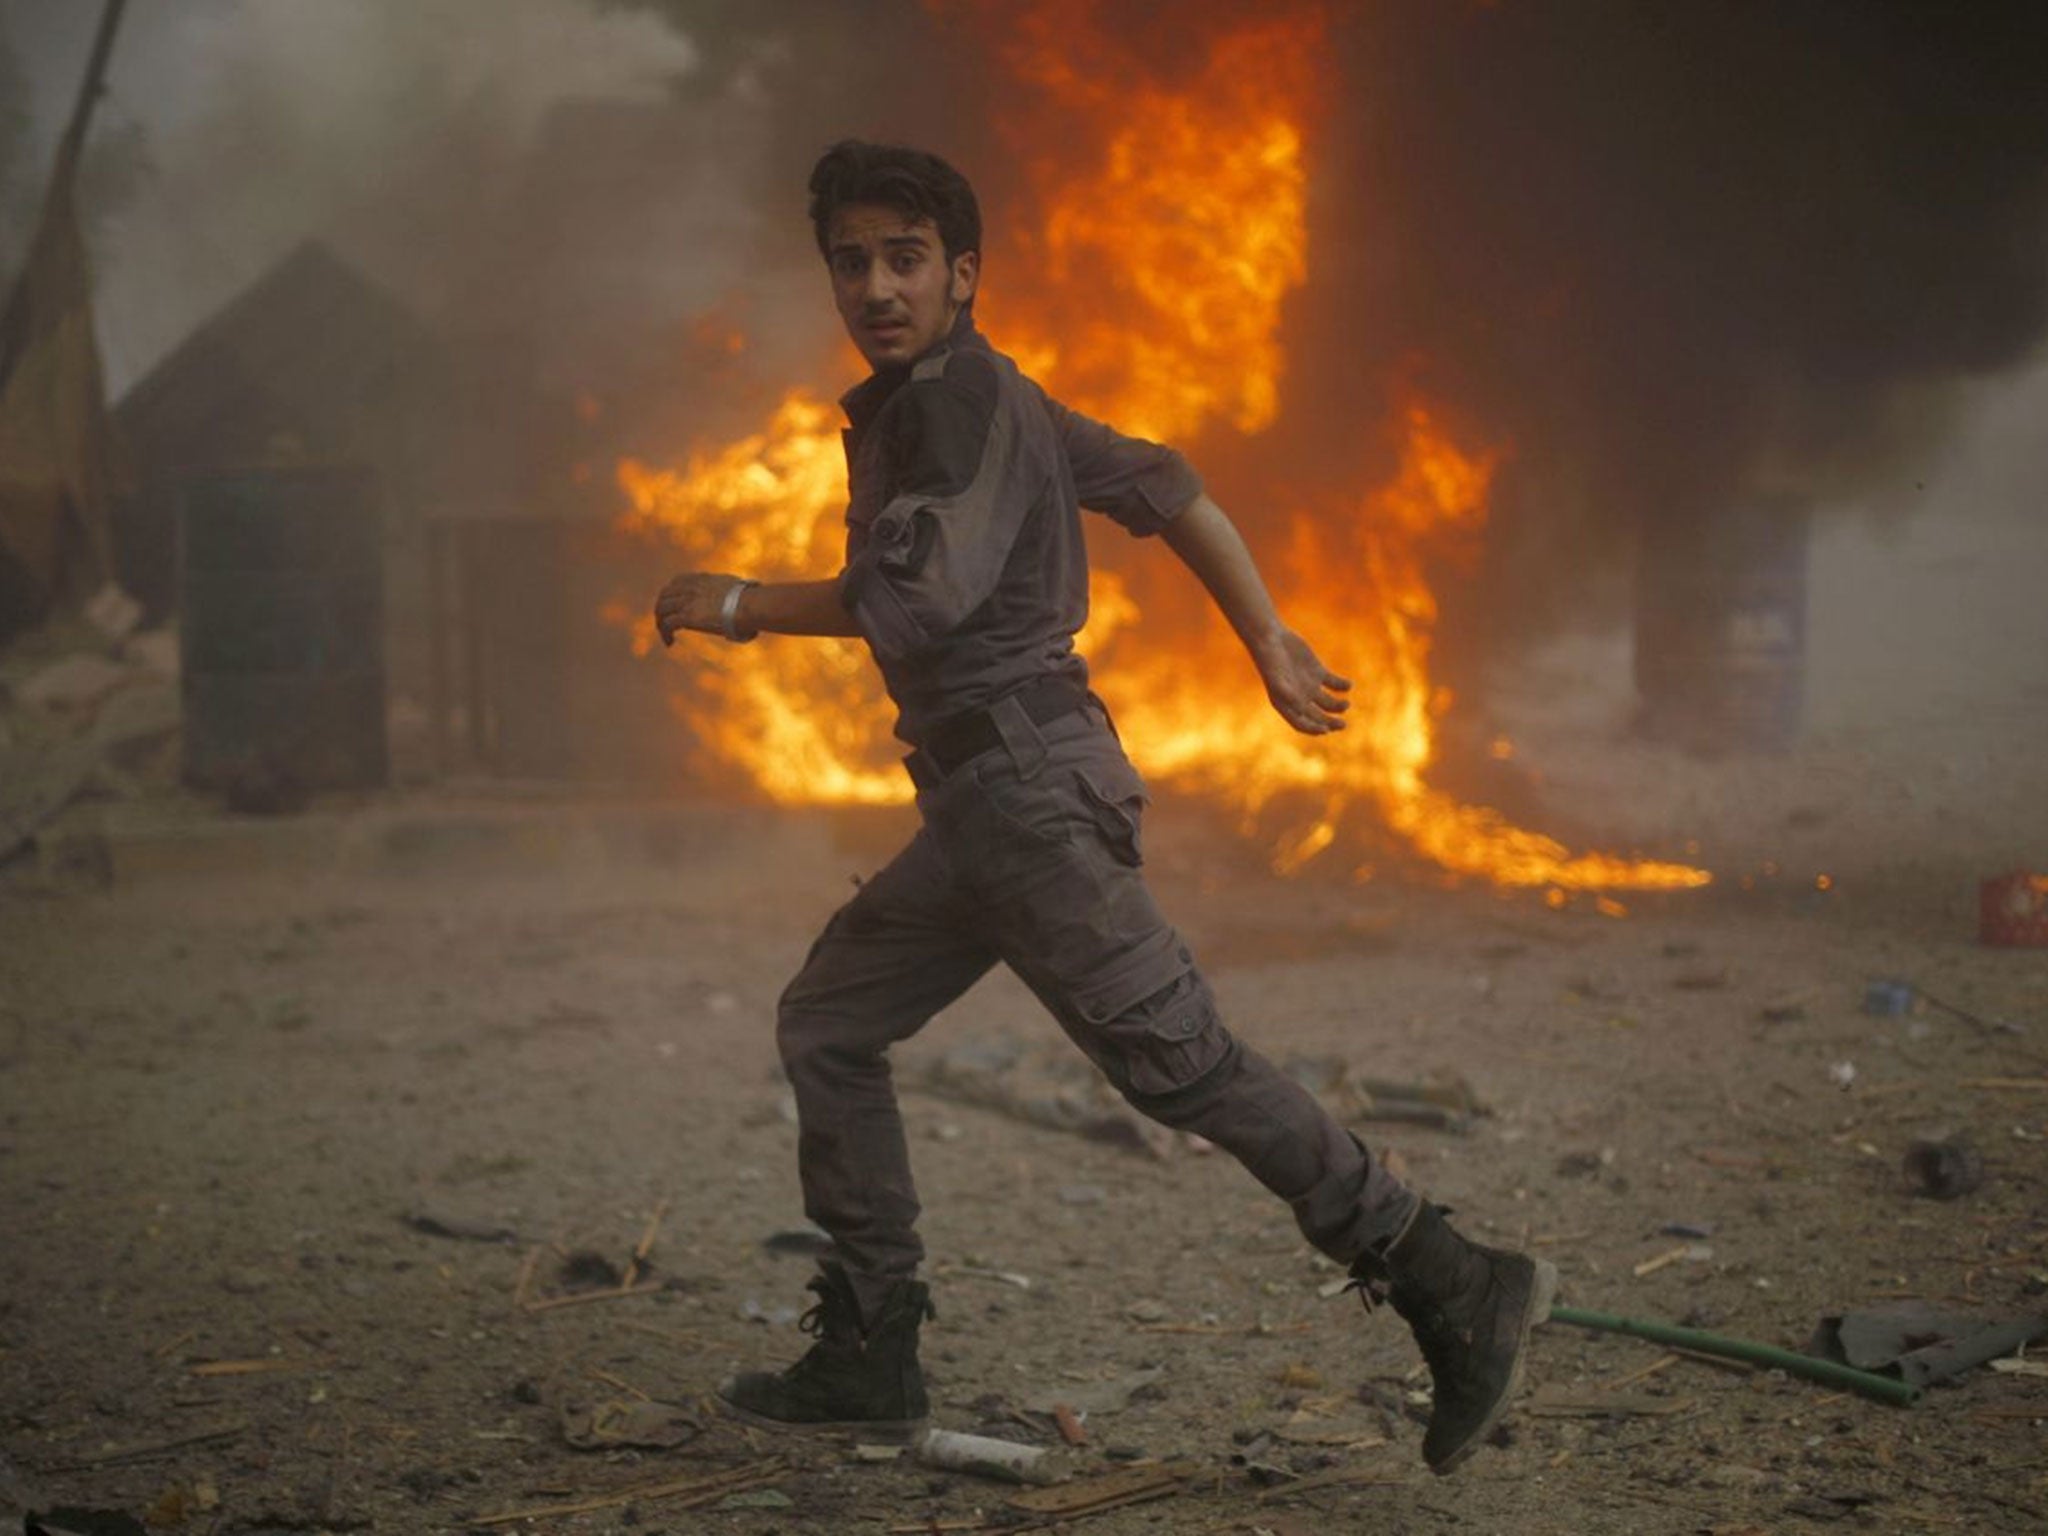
614, 3, 1708, 894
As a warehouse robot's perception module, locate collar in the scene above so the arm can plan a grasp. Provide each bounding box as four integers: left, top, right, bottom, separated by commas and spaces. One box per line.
839, 307, 985, 431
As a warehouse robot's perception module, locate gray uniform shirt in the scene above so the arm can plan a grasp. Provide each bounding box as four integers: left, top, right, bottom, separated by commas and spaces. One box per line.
835, 310, 1203, 747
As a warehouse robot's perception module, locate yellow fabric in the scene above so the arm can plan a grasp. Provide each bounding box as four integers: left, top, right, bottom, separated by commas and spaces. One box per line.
0, 168, 118, 603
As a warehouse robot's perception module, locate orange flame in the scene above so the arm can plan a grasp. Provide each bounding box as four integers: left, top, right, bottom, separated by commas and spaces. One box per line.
612, 3, 1708, 893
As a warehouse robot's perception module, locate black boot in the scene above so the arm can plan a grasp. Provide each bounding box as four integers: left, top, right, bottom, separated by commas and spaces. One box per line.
1352, 1203, 1557, 1475
716, 1262, 933, 1442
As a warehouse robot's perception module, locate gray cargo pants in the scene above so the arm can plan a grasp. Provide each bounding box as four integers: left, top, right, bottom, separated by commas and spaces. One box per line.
777, 695, 1418, 1311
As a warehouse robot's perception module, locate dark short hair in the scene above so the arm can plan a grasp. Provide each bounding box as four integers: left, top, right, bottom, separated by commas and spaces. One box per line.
808, 140, 982, 266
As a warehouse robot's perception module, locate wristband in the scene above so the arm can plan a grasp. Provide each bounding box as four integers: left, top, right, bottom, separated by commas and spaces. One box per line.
719, 579, 759, 643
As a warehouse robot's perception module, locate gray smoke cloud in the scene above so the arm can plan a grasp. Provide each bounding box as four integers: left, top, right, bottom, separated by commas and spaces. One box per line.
11, 2, 2045, 585
1287, 3, 2048, 649
5, 0, 703, 391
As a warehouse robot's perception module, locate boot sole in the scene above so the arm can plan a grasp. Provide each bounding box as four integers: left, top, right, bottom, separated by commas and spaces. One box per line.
1427, 1256, 1559, 1477
714, 1391, 927, 1446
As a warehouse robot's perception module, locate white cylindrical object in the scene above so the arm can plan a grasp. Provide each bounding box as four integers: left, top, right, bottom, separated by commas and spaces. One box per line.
915, 1428, 1054, 1484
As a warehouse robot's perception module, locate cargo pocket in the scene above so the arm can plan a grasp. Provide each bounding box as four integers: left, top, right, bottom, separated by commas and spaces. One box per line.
1069, 963, 1229, 1102
1075, 763, 1147, 868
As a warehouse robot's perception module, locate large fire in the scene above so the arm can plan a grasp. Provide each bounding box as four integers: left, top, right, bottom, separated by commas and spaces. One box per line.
614, 3, 1708, 895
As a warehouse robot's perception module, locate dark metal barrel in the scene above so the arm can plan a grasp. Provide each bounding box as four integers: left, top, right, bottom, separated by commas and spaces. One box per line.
1635, 501, 1809, 753
179, 465, 387, 793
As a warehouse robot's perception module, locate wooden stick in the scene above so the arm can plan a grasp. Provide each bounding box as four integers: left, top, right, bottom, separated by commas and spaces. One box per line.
588, 1366, 651, 1401
623, 1198, 670, 1289
43, 1422, 247, 1471
152, 1328, 198, 1361
1254, 1465, 1405, 1502
471, 1458, 783, 1526
512, 1245, 541, 1310
616, 1319, 706, 1348
1599, 1352, 1680, 1392
1960, 1078, 2048, 1091
524, 1282, 665, 1313
190, 1358, 305, 1377
1631, 1245, 1691, 1278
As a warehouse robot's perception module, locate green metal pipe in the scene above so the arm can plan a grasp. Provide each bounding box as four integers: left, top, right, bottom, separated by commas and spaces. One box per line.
1548, 1303, 1922, 1408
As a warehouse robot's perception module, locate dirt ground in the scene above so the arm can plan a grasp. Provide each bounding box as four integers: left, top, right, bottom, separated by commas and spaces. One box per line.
4, 690, 2048, 1536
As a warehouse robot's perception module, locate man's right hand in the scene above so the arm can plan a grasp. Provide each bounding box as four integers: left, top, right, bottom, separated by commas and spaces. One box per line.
654, 571, 745, 647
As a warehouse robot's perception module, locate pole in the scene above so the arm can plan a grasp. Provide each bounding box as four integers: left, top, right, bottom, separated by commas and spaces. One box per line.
1549, 1304, 1922, 1408
54, 0, 130, 178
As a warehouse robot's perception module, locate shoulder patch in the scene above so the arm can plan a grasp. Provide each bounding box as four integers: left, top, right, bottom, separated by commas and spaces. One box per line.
913, 347, 1000, 411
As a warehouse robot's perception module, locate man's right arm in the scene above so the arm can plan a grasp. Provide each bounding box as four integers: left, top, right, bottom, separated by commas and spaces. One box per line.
654, 573, 858, 646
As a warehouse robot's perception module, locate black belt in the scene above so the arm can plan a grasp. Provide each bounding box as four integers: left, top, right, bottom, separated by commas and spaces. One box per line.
907, 674, 1093, 787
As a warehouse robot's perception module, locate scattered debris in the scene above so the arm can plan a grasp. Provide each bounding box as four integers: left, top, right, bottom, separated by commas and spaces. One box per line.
1556, 1147, 1617, 1179
83, 583, 143, 643
1658, 1221, 1714, 1240
471, 1458, 787, 1526
718, 1488, 794, 1510
622, 1197, 669, 1287
1784, 1490, 1881, 1522
557, 1250, 625, 1291
1828, 1060, 1857, 1089
188, 1357, 308, 1378
915, 1428, 1055, 1485
915, 1037, 1168, 1157
559, 1399, 702, 1451
1758, 986, 1821, 1023
1124, 1298, 1168, 1323
1918, 988, 2023, 1035
1671, 968, 1731, 991
1987, 1355, 2048, 1378
1523, 1390, 1697, 1419
1632, 1243, 1712, 1278
1057, 1183, 1106, 1206
739, 1297, 801, 1327
1981, 870, 2048, 948
17, 653, 133, 713
36, 1423, 246, 1473
141, 1475, 219, 1528
1902, 1133, 1985, 1199
1052, 1403, 1088, 1446
1812, 1302, 2048, 1390
1004, 1462, 1193, 1519
945, 1262, 1033, 1291
1549, 1304, 1921, 1406
1021, 1366, 1164, 1416
1862, 980, 1915, 1017
25, 1510, 148, 1536
404, 1209, 518, 1244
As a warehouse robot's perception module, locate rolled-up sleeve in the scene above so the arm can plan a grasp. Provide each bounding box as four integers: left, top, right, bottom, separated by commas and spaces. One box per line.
838, 353, 1037, 661
1040, 392, 1203, 537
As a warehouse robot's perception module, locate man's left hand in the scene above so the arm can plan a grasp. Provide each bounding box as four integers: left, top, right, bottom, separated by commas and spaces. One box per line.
654, 572, 743, 647
1257, 629, 1351, 735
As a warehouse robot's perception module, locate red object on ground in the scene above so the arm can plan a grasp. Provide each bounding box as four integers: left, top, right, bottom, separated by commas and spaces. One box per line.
1980, 870, 2048, 947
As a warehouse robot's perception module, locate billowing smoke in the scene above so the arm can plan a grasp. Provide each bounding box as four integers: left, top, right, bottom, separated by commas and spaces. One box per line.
1293, 4, 2048, 646
12, 1, 2047, 649
4, 0, 702, 390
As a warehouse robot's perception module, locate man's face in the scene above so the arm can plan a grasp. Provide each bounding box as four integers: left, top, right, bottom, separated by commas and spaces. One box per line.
826, 204, 979, 371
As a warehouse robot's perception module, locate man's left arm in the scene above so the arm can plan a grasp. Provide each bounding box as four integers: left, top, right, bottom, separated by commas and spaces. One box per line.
1160, 493, 1350, 736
